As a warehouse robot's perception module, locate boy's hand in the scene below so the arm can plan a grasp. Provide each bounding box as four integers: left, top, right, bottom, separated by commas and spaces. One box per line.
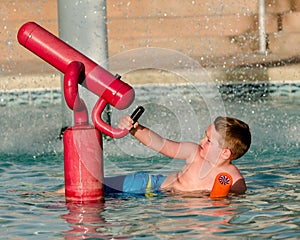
118, 115, 139, 130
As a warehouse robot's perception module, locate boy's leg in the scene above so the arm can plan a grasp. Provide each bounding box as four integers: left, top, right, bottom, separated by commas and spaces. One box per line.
103, 173, 166, 195
103, 173, 149, 194
103, 175, 126, 194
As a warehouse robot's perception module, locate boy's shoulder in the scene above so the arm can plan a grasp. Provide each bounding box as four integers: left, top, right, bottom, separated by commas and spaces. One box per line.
227, 164, 247, 194
231, 177, 247, 194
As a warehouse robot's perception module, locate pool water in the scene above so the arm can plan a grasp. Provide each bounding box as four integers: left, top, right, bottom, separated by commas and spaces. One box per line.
0, 84, 299, 239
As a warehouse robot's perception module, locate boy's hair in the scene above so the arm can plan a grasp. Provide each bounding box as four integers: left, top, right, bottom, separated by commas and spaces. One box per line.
214, 116, 251, 160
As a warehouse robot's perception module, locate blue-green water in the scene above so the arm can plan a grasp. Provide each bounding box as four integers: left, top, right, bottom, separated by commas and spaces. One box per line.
0, 84, 299, 239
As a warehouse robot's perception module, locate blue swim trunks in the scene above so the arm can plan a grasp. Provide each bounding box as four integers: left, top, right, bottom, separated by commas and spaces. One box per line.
103, 172, 166, 196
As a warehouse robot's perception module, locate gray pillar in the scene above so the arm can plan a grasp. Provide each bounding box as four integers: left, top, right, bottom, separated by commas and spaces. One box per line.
57, 0, 109, 129
258, 0, 267, 54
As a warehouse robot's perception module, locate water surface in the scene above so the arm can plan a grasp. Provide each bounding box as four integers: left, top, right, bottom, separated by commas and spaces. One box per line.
0, 85, 299, 239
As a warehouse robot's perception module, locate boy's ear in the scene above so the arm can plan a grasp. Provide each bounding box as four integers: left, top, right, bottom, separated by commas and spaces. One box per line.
222, 148, 232, 160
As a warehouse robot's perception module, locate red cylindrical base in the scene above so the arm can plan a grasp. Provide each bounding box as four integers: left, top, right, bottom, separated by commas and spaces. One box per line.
63, 125, 104, 202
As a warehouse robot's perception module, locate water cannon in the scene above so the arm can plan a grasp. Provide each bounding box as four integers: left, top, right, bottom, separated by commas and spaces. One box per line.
17, 22, 143, 202
17, 21, 134, 113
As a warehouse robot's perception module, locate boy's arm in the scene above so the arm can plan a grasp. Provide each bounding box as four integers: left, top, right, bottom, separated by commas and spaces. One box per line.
118, 115, 198, 160
131, 124, 178, 157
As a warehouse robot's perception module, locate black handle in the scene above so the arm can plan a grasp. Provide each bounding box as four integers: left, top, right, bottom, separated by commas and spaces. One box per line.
130, 106, 145, 124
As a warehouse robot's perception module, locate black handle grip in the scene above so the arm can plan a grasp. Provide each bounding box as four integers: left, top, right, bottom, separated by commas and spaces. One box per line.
130, 106, 144, 124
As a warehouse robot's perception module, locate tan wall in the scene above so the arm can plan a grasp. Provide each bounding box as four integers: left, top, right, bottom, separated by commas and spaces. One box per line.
107, 0, 259, 58
1, 0, 300, 88
1, 1, 58, 75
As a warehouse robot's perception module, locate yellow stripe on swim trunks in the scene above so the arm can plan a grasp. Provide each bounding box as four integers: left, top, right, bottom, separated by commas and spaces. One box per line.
145, 174, 157, 197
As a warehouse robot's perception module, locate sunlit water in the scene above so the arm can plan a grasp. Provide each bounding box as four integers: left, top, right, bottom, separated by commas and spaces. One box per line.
0, 84, 299, 239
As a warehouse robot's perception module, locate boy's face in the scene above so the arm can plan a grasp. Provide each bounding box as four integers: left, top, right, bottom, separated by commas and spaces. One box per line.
199, 124, 224, 164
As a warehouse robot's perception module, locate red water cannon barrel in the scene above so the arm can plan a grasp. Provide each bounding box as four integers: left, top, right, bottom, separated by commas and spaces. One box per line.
17, 22, 134, 110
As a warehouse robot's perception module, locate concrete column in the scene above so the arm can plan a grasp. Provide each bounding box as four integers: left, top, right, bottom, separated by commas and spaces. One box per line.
258, 0, 267, 54
57, 0, 109, 129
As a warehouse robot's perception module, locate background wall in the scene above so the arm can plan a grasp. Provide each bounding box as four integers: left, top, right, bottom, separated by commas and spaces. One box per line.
1, 0, 300, 90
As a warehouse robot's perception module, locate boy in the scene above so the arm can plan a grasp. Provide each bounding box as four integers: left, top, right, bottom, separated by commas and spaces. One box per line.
57, 116, 251, 196
114, 115, 251, 195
